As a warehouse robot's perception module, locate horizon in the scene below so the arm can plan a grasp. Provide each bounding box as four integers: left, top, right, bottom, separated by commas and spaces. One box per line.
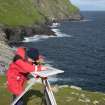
70, 0, 105, 11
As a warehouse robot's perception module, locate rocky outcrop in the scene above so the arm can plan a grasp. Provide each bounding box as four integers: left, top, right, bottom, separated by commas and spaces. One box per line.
0, 41, 14, 69
0, 28, 7, 44
2, 24, 55, 44
0, 29, 14, 70
33, 0, 81, 22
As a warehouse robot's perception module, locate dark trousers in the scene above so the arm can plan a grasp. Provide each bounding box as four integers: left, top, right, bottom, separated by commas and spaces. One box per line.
12, 95, 24, 105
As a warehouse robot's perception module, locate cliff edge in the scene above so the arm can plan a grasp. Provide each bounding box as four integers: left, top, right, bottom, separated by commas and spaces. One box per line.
0, 0, 81, 68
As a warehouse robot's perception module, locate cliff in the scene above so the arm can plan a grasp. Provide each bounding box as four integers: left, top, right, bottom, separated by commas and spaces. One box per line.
0, 0, 81, 67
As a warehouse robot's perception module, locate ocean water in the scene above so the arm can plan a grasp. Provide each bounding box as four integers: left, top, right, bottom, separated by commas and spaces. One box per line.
24, 11, 105, 92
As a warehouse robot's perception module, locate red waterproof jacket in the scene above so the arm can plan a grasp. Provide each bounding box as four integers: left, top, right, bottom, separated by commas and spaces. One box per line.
6, 47, 39, 96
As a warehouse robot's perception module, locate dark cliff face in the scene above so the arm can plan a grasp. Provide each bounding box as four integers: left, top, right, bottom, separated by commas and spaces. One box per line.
3, 25, 55, 43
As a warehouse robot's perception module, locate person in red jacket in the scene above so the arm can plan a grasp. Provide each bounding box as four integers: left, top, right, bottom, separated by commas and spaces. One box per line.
6, 47, 46, 105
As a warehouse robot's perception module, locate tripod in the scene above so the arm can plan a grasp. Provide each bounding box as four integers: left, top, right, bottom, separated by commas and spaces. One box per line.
41, 79, 57, 105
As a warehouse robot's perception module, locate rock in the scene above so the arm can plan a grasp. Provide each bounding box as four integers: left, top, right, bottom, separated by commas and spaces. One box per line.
71, 92, 79, 96
23, 24, 55, 36
0, 28, 7, 44
0, 42, 14, 71
59, 85, 69, 88
2, 24, 55, 45
69, 14, 82, 21
70, 85, 82, 90
93, 100, 99, 105
0, 62, 6, 75
4, 27, 24, 43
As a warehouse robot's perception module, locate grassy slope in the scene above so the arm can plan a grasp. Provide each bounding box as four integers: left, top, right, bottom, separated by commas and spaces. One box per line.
34, 0, 79, 19
64, 0, 79, 13
0, 0, 45, 26
0, 0, 79, 27
0, 76, 105, 105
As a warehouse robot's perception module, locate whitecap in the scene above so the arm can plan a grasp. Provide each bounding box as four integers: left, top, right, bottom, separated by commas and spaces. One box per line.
23, 30, 71, 43
80, 19, 92, 22
51, 28, 71, 37
69, 19, 92, 23
23, 35, 54, 42
50, 22, 60, 28
23, 23, 71, 43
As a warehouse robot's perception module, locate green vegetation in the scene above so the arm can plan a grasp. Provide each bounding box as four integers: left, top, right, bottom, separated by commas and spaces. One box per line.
61, 0, 79, 13
0, 0, 79, 27
34, 0, 79, 20
56, 87, 105, 105
0, 76, 105, 105
0, 0, 45, 26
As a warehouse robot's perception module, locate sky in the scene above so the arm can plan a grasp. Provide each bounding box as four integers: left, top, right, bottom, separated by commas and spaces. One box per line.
70, 0, 105, 11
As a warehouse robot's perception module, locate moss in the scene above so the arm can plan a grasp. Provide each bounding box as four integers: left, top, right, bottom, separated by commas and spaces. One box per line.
56, 87, 105, 105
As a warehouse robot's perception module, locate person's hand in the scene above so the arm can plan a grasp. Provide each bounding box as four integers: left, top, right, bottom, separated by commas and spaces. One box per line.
35, 75, 40, 79
37, 65, 48, 71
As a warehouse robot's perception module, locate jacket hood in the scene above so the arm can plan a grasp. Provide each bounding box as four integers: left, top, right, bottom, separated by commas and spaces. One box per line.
15, 47, 26, 59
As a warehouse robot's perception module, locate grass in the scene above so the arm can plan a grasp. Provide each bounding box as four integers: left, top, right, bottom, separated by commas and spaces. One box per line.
35, 0, 79, 19
0, 76, 105, 105
0, 0, 79, 27
0, 0, 45, 26
56, 87, 105, 105
63, 0, 79, 13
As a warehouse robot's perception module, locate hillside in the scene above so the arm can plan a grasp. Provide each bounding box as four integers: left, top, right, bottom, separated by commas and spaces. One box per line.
33, 0, 80, 21
0, 0, 80, 26
0, 0, 44, 26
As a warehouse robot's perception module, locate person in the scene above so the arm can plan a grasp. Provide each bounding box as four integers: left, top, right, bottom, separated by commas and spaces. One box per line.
6, 47, 46, 105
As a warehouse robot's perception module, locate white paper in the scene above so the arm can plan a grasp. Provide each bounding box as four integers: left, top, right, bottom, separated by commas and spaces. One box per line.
31, 66, 64, 77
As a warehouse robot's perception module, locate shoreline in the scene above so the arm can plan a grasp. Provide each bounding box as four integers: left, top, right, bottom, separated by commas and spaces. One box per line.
0, 17, 82, 44
0, 18, 82, 71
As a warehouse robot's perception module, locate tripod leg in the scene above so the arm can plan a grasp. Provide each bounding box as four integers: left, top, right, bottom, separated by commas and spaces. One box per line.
12, 95, 23, 105
41, 88, 47, 105
43, 80, 57, 105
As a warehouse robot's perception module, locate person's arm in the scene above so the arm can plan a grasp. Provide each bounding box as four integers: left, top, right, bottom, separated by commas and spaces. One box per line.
37, 65, 47, 71
15, 59, 35, 73
15, 59, 47, 73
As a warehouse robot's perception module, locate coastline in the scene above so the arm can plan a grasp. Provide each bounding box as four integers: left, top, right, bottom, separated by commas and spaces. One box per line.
0, 21, 66, 71
0, 0, 81, 69
0, 17, 82, 73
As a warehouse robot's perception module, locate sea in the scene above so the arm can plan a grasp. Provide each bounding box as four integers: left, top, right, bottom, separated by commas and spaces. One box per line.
23, 11, 105, 92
